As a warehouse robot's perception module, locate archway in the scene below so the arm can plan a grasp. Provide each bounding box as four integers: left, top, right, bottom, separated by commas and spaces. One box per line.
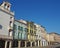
0, 39, 5, 48
27, 42, 30, 47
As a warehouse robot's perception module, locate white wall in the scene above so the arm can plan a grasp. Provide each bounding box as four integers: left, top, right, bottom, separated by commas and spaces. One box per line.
0, 10, 13, 36
35, 24, 42, 40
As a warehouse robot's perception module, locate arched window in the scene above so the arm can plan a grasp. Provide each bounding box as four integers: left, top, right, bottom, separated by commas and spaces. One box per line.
0, 25, 2, 29
4, 4, 7, 9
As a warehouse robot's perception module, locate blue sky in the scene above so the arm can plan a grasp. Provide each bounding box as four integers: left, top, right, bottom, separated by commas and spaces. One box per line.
0, 0, 60, 34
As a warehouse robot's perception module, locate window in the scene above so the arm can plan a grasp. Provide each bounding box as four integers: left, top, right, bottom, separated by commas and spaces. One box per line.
18, 32, 22, 39
30, 30, 33, 35
10, 21, 12, 23
9, 21, 13, 27
22, 33, 25, 39
5, 4, 6, 6
24, 28, 27, 32
4, 4, 6, 9
18, 26, 23, 32
20, 27, 23, 31
27, 29, 29, 32
0, 25, 2, 29
8, 5, 9, 8
10, 17, 13, 19
18, 26, 20, 30
18, 26, 21, 32
13, 24, 17, 30
10, 17, 13, 21
9, 29, 12, 32
14, 32, 18, 39
36, 35, 38, 37
30, 24, 33, 28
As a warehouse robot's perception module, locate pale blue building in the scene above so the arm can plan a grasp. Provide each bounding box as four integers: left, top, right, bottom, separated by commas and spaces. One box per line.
13, 20, 27, 40
12, 20, 27, 47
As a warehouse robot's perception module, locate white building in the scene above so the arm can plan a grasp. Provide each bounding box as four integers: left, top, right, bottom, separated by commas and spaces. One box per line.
35, 23, 48, 47
0, 1, 14, 48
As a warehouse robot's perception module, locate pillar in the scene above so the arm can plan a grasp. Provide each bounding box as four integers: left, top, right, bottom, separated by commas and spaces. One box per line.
5, 41, 8, 48
18, 41, 21, 48
46, 42, 48, 46
38, 40, 39, 47
35, 42, 36, 46
25, 41, 27, 47
42, 41, 45, 46
30, 42, 32, 47
9, 41, 12, 48
45, 41, 46, 46
40, 40, 42, 46
45, 41, 48, 46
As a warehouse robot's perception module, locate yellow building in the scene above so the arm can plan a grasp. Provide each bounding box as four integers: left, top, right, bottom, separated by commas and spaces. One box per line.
27, 21, 36, 41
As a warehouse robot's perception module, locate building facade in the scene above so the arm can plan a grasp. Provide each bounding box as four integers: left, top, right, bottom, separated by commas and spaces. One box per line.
12, 20, 27, 48
0, 1, 60, 48
34, 24, 42, 47
35, 24, 48, 47
47, 32, 60, 45
13, 20, 27, 40
40, 26, 48, 46
0, 1, 14, 48
27, 21, 36, 41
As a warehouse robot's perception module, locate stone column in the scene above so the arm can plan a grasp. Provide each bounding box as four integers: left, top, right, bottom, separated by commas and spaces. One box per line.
5, 41, 8, 48
40, 41, 42, 46
46, 42, 48, 46
25, 41, 27, 47
38, 40, 39, 47
9, 41, 12, 48
45, 41, 46, 46
18, 41, 21, 48
46, 41, 48, 46
31, 42, 32, 47
35, 42, 36, 46
42, 41, 44, 46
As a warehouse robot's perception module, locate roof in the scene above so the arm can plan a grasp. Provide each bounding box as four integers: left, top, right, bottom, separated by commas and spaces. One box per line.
49, 32, 60, 35
14, 20, 27, 25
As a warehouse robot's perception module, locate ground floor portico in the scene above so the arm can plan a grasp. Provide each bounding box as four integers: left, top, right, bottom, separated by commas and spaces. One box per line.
0, 39, 12, 48
12, 40, 34, 48
0, 39, 40, 48
0, 39, 5, 48
0, 39, 48, 48
0, 35, 13, 48
12, 40, 41, 48
12, 40, 48, 48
